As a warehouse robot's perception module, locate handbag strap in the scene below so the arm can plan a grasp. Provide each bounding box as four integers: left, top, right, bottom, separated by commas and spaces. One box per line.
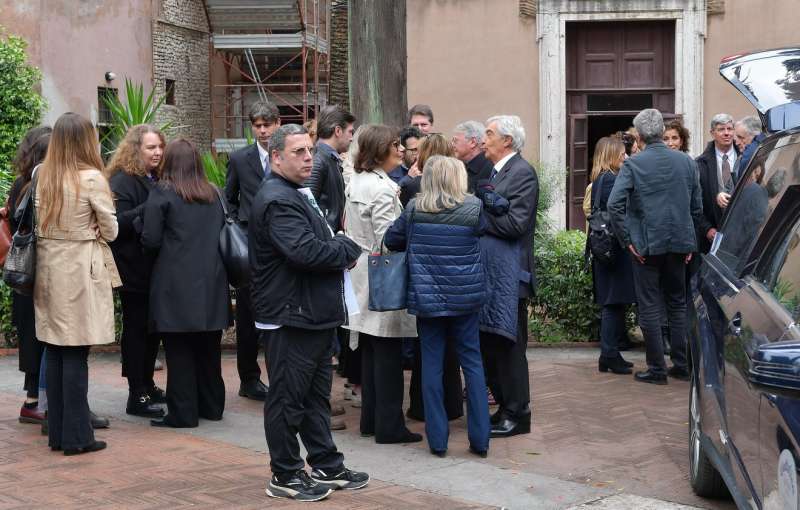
212, 186, 233, 224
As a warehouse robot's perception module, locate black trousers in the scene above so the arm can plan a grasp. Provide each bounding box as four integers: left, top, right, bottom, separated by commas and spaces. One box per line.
235, 286, 262, 384
480, 299, 531, 420
45, 345, 94, 450
13, 292, 43, 397
360, 333, 411, 442
408, 340, 463, 421
162, 331, 225, 427
119, 291, 160, 395
632, 253, 688, 374
263, 327, 344, 476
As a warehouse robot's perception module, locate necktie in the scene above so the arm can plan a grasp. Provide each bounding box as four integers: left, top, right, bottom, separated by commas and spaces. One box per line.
721, 154, 732, 190
490, 168, 499, 182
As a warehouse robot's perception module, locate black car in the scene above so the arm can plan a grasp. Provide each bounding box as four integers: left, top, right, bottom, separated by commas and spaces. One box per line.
689, 48, 800, 509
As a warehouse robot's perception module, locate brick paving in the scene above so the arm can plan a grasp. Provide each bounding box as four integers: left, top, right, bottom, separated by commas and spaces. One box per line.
0, 347, 735, 509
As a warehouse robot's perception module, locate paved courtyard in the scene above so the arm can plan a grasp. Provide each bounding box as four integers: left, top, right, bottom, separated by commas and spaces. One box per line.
0, 347, 736, 509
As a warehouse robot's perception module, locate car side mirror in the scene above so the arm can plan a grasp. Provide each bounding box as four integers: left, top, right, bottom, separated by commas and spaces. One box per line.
749, 341, 800, 397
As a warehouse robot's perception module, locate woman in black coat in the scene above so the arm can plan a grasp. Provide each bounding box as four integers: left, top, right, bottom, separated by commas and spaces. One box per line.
106, 124, 166, 417
590, 137, 636, 374
142, 139, 232, 428
8, 126, 51, 425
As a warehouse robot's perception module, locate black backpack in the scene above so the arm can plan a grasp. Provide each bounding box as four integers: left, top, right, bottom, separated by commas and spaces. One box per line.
587, 173, 618, 265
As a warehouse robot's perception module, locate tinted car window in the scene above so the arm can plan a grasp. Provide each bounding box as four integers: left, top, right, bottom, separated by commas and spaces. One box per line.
757, 217, 800, 321
717, 134, 800, 275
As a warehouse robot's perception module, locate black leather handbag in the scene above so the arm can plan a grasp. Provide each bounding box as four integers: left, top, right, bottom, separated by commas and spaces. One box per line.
213, 187, 250, 289
3, 175, 38, 295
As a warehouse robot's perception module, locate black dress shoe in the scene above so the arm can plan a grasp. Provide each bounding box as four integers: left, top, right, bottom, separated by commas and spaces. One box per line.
376, 431, 423, 444
490, 414, 531, 438
127, 394, 165, 418
239, 379, 268, 401
598, 356, 632, 375
430, 448, 446, 458
90, 411, 109, 429
468, 445, 488, 458
618, 354, 634, 368
634, 370, 668, 385
148, 386, 167, 404
490, 409, 504, 425
64, 440, 106, 456
667, 366, 690, 381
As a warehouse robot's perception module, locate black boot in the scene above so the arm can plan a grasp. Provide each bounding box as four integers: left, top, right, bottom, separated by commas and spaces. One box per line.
662, 326, 671, 355
617, 353, 634, 368
598, 356, 632, 374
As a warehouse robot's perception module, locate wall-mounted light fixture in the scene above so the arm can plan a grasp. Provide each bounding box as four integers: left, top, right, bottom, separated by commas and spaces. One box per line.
104, 71, 116, 82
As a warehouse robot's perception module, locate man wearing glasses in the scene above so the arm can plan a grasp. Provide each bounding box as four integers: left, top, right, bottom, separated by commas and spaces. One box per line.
388, 126, 423, 184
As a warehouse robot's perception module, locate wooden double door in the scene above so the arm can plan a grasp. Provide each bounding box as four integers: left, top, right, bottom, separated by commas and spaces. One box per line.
565, 20, 676, 230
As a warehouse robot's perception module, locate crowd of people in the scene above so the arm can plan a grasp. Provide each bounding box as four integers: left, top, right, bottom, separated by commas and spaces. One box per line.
6, 96, 764, 501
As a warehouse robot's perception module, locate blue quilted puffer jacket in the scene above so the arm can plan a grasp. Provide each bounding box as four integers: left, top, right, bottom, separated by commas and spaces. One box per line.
383, 195, 486, 318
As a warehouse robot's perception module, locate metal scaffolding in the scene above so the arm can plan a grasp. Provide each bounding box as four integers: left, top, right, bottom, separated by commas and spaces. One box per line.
204, 0, 330, 152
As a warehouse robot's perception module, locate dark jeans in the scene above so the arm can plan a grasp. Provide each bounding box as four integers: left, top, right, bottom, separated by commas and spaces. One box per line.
263, 327, 344, 476
235, 286, 262, 384
119, 291, 160, 395
632, 253, 688, 374
360, 333, 411, 442
162, 331, 225, 427
46, 345, 94, 450
418, 313, 490, 452
600, 304, 626, 359
480, 299, 531, 420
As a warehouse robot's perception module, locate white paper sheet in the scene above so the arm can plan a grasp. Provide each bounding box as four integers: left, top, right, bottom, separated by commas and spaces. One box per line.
344, 270, 360, 316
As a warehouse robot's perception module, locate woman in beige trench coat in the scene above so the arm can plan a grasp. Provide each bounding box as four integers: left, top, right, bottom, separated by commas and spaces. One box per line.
33, 113, 120, 456
343, 124, 420, 445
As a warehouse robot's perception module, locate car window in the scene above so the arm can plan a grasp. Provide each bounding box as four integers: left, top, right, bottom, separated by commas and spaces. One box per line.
756, 217, 800, 321
717, 134, 800, 275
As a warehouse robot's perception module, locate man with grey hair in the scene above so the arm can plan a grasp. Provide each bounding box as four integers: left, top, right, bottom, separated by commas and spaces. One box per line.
225, 100, 281, 402
250, 124, 369, 501
607, 108, 704, 385
729, 115, 766, 189
695, 113, 740, 252
478, 115, 538, 437
452, 120, 493, 193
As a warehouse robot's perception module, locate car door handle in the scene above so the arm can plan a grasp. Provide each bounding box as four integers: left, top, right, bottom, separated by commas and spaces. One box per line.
729, 313, 742, 336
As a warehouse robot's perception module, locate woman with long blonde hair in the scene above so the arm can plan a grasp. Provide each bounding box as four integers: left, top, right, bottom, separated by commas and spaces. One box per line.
106, 124, 166, 418
384, 155, 489, 457
399, 133, 454, 207
34, 112, 120, 455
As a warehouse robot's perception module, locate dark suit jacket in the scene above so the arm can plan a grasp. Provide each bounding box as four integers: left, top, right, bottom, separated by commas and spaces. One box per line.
225, 143, 268, 224
485, 153, 539, 297
108, 170, 157, 293
465, 152, 494, 194
387, 164, 407, 184
306, 141, 345, 232
695, 141, 739, 253
399, 174, 421, 208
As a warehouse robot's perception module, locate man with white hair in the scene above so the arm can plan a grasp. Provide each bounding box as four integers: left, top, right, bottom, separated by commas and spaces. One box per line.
695, 113, 740, 253
452, 120, 493, 193
607, 108, 704, 385
730, 115, 766, 185
477, 115, 538, 437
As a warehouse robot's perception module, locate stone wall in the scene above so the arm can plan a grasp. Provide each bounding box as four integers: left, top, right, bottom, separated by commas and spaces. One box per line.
152, 0, 211, 151
328, 0, 350, 110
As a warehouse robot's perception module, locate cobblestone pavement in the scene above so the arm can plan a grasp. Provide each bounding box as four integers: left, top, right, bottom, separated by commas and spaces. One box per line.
0, 347, 736, 509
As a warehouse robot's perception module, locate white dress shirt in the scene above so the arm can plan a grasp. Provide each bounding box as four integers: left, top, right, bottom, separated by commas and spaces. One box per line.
493, 151, 517, 175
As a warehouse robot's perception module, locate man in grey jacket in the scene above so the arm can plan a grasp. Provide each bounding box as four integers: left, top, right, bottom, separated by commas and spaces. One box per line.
607, 108, 704, 385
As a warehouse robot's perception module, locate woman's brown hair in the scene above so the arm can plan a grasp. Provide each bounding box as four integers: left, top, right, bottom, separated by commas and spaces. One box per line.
416, 133, 454, 174
590, 137, 625, 182
38, 112, 104, 231
664, 119, 691, 153
12, 126, 51, 206
159, 139, 216, 203
105, 124, 165, 178
355, 124, 397, 172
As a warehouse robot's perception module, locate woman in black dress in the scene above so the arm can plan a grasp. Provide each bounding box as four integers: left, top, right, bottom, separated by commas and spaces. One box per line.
142, 139, 232, 428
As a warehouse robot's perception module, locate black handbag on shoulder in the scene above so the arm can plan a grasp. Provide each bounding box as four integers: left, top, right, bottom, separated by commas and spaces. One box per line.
3, 174, 39, 295
213, 187, 250, 289
587, 173, 618, 266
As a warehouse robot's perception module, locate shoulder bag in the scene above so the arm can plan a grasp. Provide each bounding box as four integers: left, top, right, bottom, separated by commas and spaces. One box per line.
213, 186, 250, 289
3, 174, 38, 295
586, 172, 618, 266
0, 198, 13, 266
368, 205, 413, 312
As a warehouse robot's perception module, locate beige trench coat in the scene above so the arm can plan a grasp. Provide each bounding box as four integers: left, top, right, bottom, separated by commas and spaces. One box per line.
34, 169, 121, 346
343, 168, 417, 340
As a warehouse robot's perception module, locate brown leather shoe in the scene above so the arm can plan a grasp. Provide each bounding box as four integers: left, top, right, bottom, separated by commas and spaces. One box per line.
330, 418, 347, 431
19, 405, 46, 425
331, 404, 345, 417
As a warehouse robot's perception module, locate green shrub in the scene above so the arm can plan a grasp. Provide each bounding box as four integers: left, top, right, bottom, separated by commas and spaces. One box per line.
529, 229, 597, 342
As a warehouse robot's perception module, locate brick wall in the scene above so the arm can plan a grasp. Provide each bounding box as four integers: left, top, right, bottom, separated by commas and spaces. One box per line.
152, 0, 211, 151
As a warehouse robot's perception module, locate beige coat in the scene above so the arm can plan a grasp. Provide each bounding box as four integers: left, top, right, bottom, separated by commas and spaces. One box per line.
343, 168, 417, 339
34, 169, 121, 346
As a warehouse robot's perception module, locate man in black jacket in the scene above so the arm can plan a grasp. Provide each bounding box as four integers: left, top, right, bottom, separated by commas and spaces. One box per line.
225, 101, 280, 401
305, 105, 355, 232
250, 124, 368, 502
452, 120, 493, 193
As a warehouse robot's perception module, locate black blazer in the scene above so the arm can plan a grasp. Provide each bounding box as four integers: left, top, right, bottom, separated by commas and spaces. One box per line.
306, 142, 345, 232
399, 175, 421, 208
466, 152, 494, 194
225, 143, 267, 224
108, 170, 156, 293
695, 141, 739, 253
485, 153, 539, 297
141, 184, 233, 333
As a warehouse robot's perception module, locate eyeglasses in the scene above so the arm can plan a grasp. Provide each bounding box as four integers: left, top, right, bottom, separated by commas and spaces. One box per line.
288, 146, 315, 157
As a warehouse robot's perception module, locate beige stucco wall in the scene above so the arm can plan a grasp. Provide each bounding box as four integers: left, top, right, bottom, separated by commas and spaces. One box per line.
0, 1, 154, 126
702, 0, 798, 147
406, 0, 539, 161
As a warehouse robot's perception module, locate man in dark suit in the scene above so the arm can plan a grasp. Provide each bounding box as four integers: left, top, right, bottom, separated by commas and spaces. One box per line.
388, 126, 423, 184
306, 105, 355, 232
694, 113, 739, 253
478, 115, 538, 438
225, 101, 281, 401
452, 120, 493, 193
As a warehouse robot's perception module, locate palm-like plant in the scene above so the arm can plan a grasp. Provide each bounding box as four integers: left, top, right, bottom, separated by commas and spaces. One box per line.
101, 78, 171, 152
201, 151, 228, 188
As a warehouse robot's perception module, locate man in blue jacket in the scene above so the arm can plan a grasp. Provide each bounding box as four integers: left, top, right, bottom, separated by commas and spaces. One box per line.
607, 109, 704, 385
